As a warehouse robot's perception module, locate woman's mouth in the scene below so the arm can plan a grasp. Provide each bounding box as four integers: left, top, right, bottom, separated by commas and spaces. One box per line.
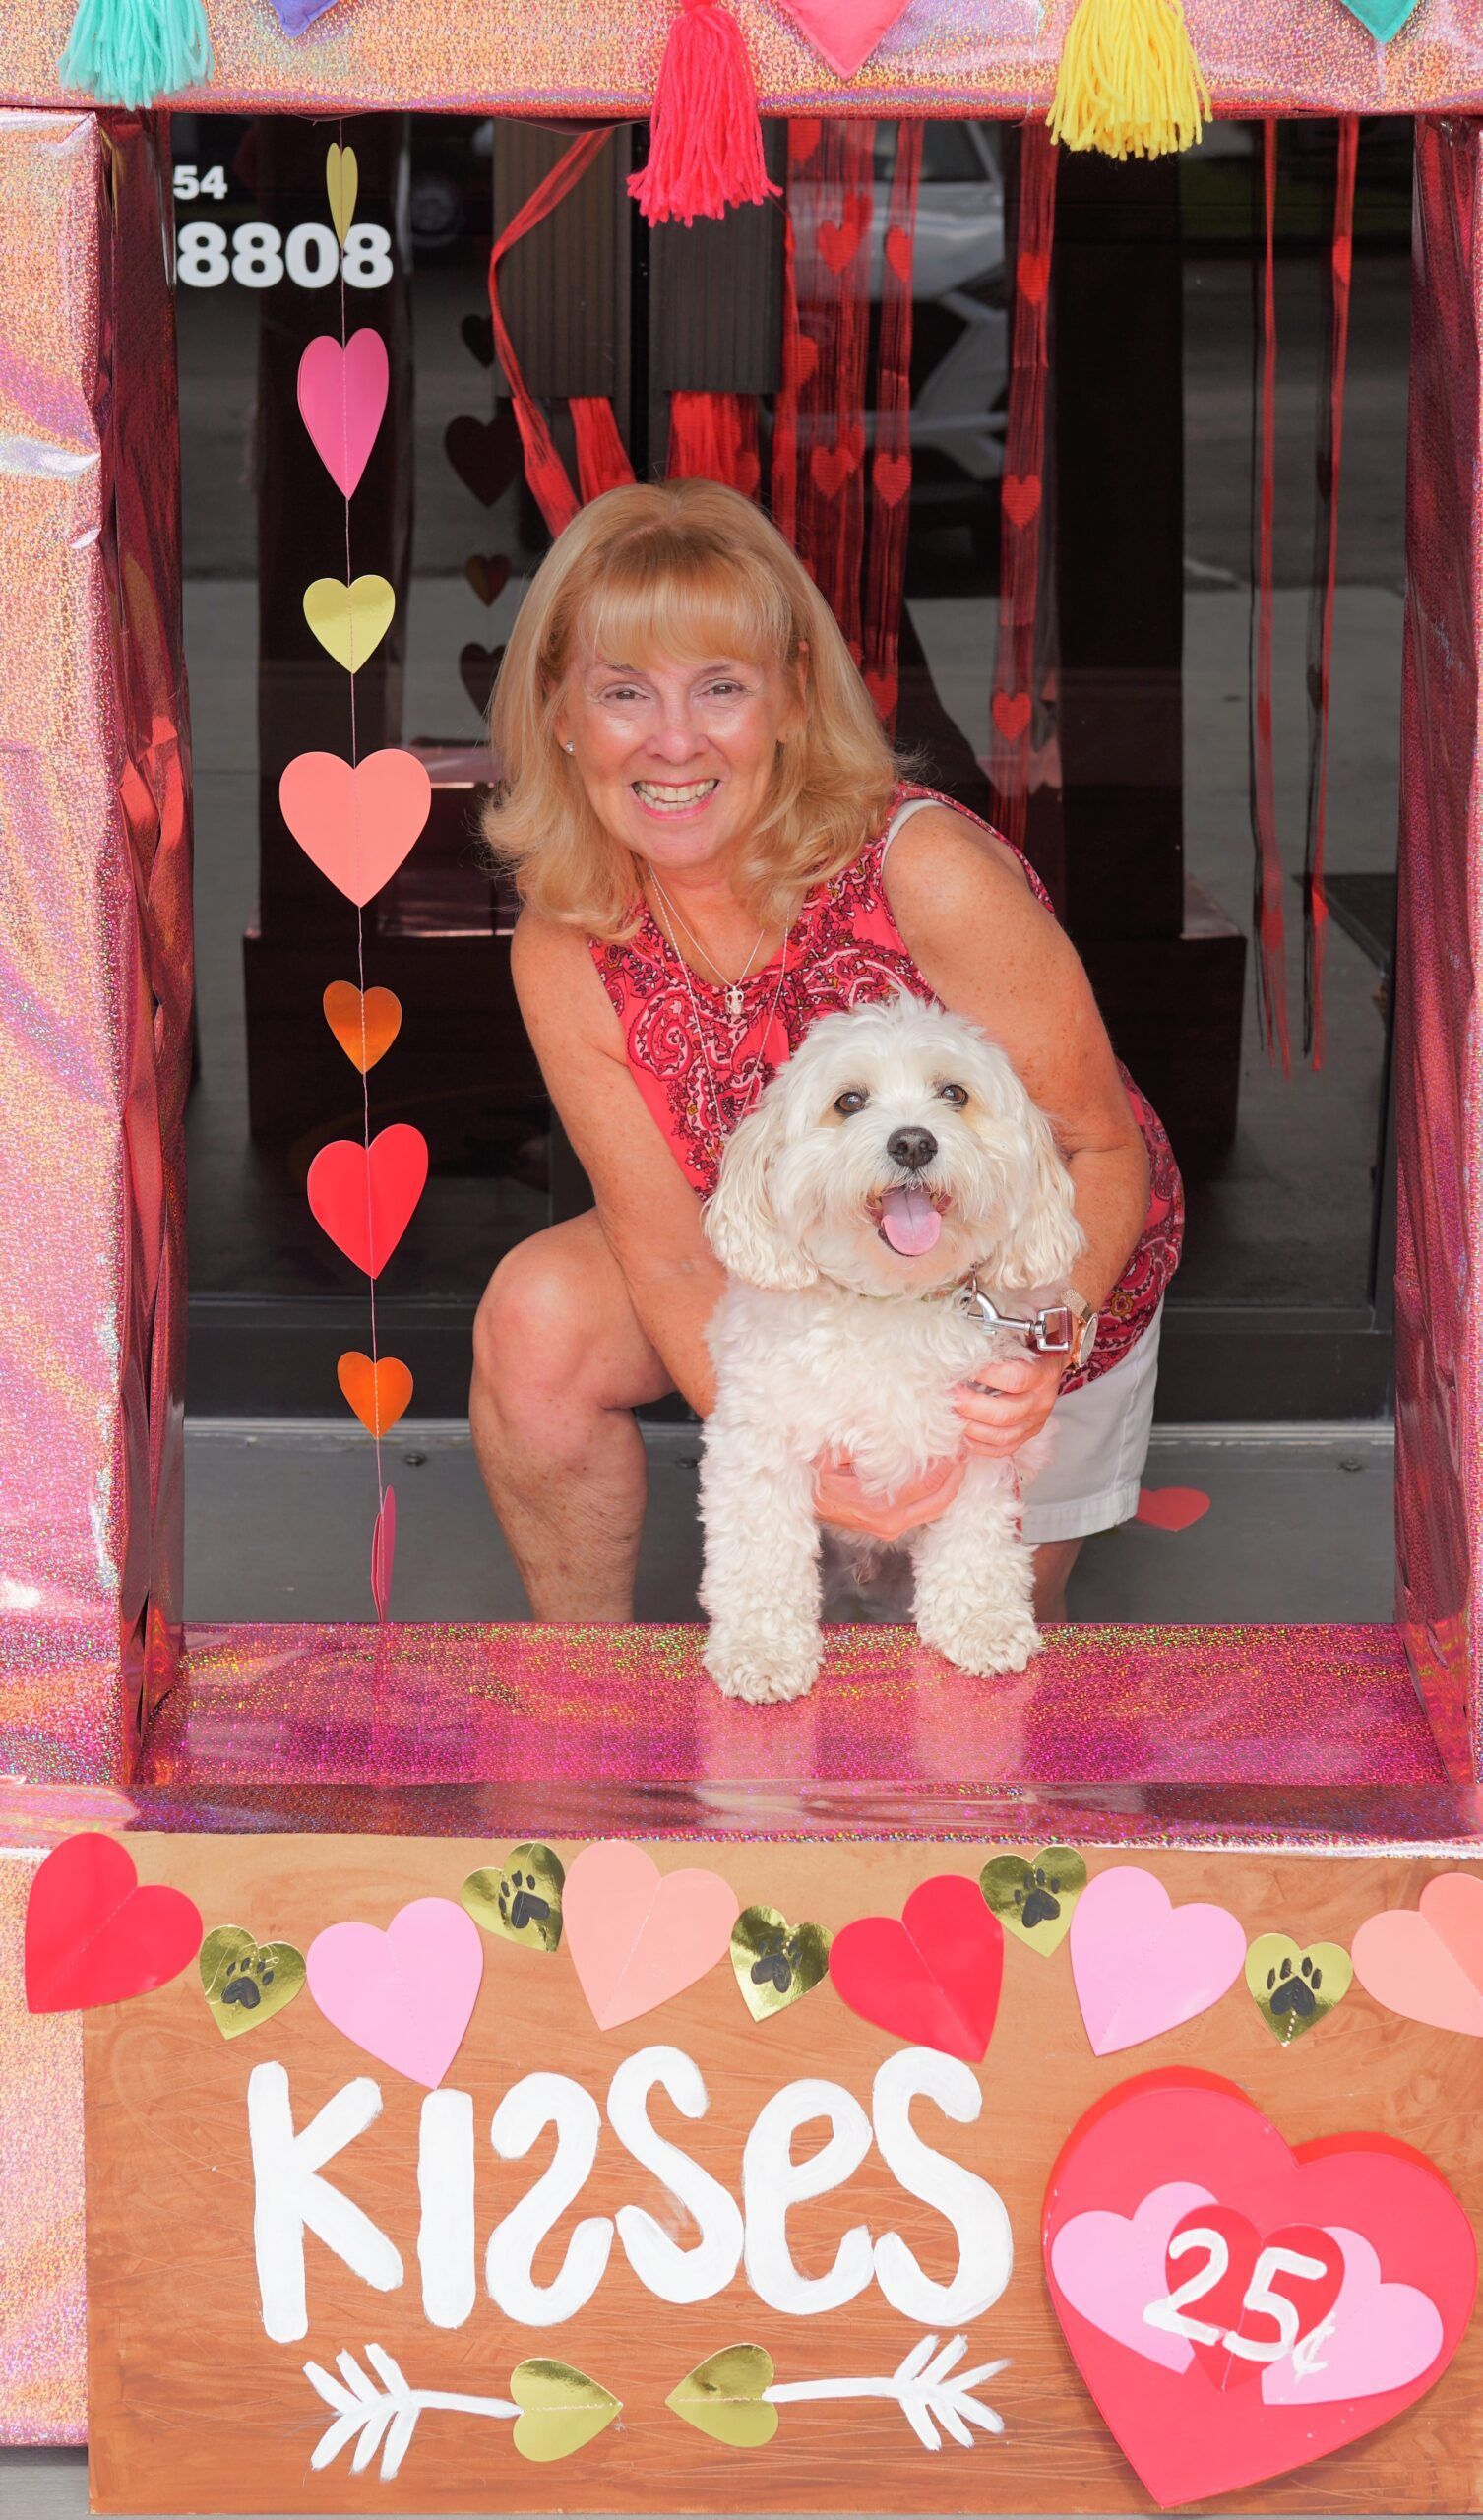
632, 778, 719, 816
871, 1185, 947, 1256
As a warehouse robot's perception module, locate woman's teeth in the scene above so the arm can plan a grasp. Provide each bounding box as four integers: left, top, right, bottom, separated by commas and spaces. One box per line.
634, 779, 718, 811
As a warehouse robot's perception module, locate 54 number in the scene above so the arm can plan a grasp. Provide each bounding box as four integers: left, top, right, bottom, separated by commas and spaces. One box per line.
172, 162, 227, 201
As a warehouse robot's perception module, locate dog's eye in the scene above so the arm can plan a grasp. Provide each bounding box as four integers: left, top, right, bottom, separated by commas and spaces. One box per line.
938, 1082, 969, 1108
834, 1089, 868, 1116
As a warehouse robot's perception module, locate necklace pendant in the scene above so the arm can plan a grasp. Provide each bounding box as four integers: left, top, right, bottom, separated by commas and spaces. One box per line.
726, 983, 745, 1025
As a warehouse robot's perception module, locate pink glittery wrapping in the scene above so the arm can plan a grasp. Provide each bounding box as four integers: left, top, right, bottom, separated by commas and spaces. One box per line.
1395, 119, 1483, 1786
3, 0, 1483, 115
0, 110, 190, 1788
0, 1847, 84, 2446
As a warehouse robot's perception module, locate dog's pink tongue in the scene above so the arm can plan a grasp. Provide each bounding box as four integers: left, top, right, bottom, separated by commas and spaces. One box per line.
880, 1185, 942, 1256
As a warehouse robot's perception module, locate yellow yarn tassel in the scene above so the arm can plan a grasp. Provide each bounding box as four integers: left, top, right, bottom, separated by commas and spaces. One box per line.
1049, 0, 1211, 160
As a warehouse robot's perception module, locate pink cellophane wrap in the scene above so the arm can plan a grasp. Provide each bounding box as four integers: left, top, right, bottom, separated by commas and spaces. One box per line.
0, 110, 190, 1786
1395, 120, 1483, 1783
4, 0, 1483, 114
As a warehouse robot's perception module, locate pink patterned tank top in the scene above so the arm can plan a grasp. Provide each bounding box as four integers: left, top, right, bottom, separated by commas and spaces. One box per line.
588, 782, 1183, 1389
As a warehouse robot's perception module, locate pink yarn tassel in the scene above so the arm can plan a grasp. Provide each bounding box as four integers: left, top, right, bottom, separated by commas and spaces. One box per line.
628, 0, 780, 226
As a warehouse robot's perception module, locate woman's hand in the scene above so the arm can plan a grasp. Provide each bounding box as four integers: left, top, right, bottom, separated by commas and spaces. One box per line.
811, 1447, 965, 1543
952, 1347, 1065, 1457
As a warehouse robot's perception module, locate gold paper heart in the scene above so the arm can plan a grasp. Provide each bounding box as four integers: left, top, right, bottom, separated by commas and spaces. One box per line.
199, 1925, 306, 2041
1246, 1932, 1353, 2046
667, 2344, 778, 2448
729, 1904, 831, 2021
510, 2359, 620, 2462
462, 1842, 565, 1952
979, 1846, 1087, 1953
303, 574, 396, 673
325, 141, 358, 245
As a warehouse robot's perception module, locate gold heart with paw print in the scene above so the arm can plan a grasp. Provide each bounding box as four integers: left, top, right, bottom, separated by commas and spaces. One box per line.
462, 1842, 565, 1952
667, 2344, 778, 2447
509, 2359, 620, 2462
979, 1846, 1087, 1953
730, 1904, 832, 2021
198, 1925, 306, 2040
1246, 1931, 1353, 2046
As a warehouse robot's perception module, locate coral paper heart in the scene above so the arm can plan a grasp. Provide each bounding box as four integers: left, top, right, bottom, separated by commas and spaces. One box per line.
1351, 1870, 1483, 2036
1136, 1485, 1210, 1533
323, 980, 402, 1073
1070, 1865, 1245, 2054
563, 1842, 738, 2029
26, 1833, 203, 2013
307, 1124, 428, 1278
1043, 2070, 1475, 2506
306, 1897, 482, 2087
297, 328, 388, 497
338, 1351, 413, 1437
774, 0, 915, 79
829, 1873, 1003, 2062
303, 573, 396, 672
279, 747, 431, 908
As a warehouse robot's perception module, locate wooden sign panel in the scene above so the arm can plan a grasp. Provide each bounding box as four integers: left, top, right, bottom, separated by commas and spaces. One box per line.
82, 1836, 1483, 2514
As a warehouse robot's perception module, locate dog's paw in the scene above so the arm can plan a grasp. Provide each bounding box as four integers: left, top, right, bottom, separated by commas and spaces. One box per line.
704, 1631, 821, 1705
916, 1609, 1041, 1678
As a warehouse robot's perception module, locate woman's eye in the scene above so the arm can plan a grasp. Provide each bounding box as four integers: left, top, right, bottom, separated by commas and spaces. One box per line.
834, 1089, 868, 1116
938, 1082, 969, 1107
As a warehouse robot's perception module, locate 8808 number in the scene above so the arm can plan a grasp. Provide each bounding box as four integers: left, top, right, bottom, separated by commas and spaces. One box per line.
175, 220, 394, 290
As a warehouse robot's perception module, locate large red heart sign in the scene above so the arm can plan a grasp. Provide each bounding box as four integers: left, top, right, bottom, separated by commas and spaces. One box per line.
1043, 2069, 1476, 2507
26, 1833, 203, 2013
829, 1873, 1002, 2061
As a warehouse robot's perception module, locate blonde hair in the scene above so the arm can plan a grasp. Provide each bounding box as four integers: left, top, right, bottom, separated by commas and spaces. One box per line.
481, 479, 899, 938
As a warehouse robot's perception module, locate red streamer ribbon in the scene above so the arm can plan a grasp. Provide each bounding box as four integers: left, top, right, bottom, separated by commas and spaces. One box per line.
665, 390, 762, 496
987, 122, 1058, 853
1303, 116, 1358, 1070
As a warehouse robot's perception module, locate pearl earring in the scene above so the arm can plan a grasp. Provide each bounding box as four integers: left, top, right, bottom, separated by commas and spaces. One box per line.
563, 741, 575, 753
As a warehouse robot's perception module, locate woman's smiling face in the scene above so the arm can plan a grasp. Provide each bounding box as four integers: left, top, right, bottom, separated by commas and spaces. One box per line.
553, 641, 803, 875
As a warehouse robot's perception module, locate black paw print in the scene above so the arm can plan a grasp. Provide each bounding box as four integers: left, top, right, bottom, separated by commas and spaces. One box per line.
749, 1922, 798, 1996
221, 1951, 277, 2012
1267, 1952, 1322, 2020
1014, 1865, 1063, 1930
499, 1869, 550, 1934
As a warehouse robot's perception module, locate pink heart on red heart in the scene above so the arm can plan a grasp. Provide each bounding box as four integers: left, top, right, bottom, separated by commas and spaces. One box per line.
26, 1834, 203, 2013
1043, 2069, 1476, 2507
773, 0, 915, 79
308, 1124, 428, 1279
829, 1873, 1003, 2061
297, 328, 389, 498
279, 748, 431, 909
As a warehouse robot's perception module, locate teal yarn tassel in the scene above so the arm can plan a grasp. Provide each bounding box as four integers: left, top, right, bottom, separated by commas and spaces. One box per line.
59, 0, 213, 108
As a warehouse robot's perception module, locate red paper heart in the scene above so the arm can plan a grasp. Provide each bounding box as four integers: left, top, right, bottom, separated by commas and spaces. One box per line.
873, 450, 911, 508
1003, 472, 1042, 531
26, 1833, 203, 2013
992, 689, 1031, 742
1043, 2069, 1477, 2508
1018, 249, 1050, 305
829, 1874, 1003, 2061
1136, 1485, 1210, 1533
307, 1124, 429, 1280
883, 224, 912, 284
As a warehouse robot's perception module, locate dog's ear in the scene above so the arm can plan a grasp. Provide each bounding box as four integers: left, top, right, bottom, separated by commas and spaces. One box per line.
990, 1104, 1087, 1294
703, 1102, 818, 1291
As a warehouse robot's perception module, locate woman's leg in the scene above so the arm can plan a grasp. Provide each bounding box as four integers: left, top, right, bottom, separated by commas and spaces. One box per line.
1031, 1539, 1084, 1623
470, 1211, 676, 1619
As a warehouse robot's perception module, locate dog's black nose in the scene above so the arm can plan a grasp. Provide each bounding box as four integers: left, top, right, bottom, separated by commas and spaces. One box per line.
887, 1126, 937, 1172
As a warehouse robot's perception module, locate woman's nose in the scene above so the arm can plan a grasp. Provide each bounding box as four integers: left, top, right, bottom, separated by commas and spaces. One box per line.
647, 705, 705, 762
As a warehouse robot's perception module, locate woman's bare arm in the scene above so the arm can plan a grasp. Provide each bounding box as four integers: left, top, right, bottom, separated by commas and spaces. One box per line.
511, 911, 724, 1415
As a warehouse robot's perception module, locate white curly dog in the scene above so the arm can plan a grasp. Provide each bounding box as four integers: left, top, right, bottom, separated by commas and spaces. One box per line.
699, 992, 1085, 1703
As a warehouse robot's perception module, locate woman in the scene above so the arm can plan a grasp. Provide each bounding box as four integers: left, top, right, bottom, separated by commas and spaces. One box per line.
473, 480, 1181, 1626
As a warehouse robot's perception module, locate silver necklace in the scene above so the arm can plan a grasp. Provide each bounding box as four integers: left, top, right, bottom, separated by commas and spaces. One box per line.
648, 871, 767, 1026
649, 882, 793, 1141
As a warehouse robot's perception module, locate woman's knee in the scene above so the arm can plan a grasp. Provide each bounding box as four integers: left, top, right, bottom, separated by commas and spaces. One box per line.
472, 1235, 592, 1409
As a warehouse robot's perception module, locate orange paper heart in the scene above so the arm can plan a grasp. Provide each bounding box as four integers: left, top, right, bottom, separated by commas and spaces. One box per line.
323, 982, 402, 1075
338, 1352, 414, 1437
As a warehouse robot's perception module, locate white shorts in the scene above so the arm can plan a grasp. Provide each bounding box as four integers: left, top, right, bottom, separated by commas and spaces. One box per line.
1019, 1302, 1164, 1544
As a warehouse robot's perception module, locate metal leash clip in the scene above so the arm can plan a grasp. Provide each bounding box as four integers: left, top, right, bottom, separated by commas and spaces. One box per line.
955, 1272, 1073, 1354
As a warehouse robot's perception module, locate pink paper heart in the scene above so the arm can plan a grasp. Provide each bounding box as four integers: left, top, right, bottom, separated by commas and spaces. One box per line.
307, 1124, 428, 1279
1351, 1870, 1483, 2036
773, 0, 913, 78
306, 1897, 483, 2088
1070, 1865, 1246, 2055
1262, 2225, 1444, 2406
279, 748, 431, 909
1050, 2180, 1217, 2373
297, 328, 389, 497
1136, 1485, 1211, 1533
371, 1484, 396, 1623
564, 1842, 738, 2029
